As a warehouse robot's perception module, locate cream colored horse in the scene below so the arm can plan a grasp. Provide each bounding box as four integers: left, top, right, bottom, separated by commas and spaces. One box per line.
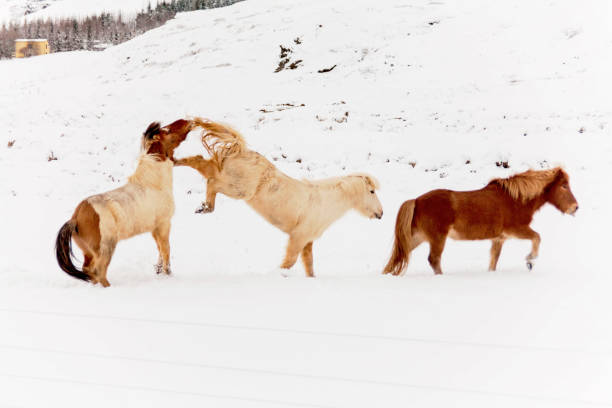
175, 119, 383, 277
55, 119, 193, 287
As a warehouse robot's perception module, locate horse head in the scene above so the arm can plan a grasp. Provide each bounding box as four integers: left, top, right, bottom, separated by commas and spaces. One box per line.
350, 174, 383, 219
548, 169, 579, 215
142, 119, 194, 161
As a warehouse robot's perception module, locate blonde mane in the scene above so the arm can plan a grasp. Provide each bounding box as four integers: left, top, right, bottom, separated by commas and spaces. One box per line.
191, 117, 246, 169
490, 167, 564, 202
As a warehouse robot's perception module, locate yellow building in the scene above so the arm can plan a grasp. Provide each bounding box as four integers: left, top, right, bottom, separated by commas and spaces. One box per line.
14, 39, 50, 58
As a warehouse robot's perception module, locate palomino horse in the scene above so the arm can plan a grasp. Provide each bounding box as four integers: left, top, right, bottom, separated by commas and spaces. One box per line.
383, 167, 578, 276
174, 118, 383, 277
55, 119, 193, 287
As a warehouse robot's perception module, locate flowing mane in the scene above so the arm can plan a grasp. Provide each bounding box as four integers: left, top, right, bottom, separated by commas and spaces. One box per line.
488, 167, 564, 202
191, 117, 246, 169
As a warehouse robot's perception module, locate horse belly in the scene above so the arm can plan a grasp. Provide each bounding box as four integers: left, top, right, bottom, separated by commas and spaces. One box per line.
92, 189, 172, 241
108, 201, 147, 240
246, 173, 303, 234
247, 195, 298, 233
450, 210, 504, 240
131, 191, 174, 234
448, 224, 501, 240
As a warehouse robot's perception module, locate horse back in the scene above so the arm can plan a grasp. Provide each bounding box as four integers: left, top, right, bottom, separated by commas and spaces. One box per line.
415, 186, 532, 241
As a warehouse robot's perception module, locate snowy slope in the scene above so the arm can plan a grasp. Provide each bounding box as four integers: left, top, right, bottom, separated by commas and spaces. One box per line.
0, 0, 167, 22
0, 0, 59, 22
1, 0, 612, 407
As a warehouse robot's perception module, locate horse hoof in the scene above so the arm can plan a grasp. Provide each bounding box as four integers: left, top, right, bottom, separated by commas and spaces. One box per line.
277, 267, 297, 278
195, 204, 213, 214
526, 261, 533, 270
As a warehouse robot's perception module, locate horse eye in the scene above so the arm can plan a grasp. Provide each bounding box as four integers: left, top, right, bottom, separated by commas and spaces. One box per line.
370, 190, 375, 194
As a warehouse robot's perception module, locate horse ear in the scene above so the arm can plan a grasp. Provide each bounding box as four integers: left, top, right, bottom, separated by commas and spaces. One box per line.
144, 122, 162, 140
362, 174, 379, 190
555, 167, 569, 182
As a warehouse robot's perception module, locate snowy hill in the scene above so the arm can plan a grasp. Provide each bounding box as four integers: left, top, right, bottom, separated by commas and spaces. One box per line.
0, 0, 59, 22
0, 0, 166, 22
1, 0, 612, 407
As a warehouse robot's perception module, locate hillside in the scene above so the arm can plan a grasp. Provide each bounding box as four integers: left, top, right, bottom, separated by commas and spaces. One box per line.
0, 0, 58, 22
0, 0, 166, 22
1, 0, 611, 407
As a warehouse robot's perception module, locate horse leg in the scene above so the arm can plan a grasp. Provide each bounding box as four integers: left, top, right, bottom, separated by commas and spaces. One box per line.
280, 235, 308, 271
206, 180, 217, 210
489, 238, 506, 271
427, 235, 447, 275
95, 240, 116, 288
301, 242, 314, 277
74, 235, 96, 282
82, 252, 98, 284
174, 155, 217, 178
511, 227, 541, 270
152, 222, 171, 275
174, 155, 218, 214
195, 179, 218, 214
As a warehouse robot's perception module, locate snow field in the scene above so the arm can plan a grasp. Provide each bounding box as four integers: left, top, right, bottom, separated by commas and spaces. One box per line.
1, 0, 611, 406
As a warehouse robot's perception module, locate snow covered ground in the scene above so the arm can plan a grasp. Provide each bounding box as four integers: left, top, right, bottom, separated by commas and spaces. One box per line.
1, 0, 611, 406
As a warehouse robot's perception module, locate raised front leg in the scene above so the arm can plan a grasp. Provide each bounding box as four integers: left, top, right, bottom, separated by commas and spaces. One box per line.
280, 235, 309, 272
152, 222, 171, 275
489, 238, 506, 271
174, 155, 218, 178
175, 156, 219, 214
195, 179, 218, 214
301, 242, 314, 277
510, 227, 541, 270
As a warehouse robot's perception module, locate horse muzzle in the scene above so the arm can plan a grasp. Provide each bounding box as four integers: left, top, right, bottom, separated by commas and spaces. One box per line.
567, 204, 579, 216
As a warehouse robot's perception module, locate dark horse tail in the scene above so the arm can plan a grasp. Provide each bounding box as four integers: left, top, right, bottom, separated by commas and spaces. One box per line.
383, 199, 416, 276
55, 221, 90, 282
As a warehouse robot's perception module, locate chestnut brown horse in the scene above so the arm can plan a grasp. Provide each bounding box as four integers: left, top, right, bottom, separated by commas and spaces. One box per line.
55, 119, 193, 287
383, 167, 578, 276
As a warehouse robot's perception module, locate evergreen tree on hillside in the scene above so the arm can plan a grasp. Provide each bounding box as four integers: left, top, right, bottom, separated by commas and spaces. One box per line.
0, 0, 244, 59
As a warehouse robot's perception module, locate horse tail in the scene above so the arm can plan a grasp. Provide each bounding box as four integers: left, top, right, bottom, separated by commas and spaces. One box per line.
383, 199, 416, 276
55, 220, 90, 282
191, 117, 246, 170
